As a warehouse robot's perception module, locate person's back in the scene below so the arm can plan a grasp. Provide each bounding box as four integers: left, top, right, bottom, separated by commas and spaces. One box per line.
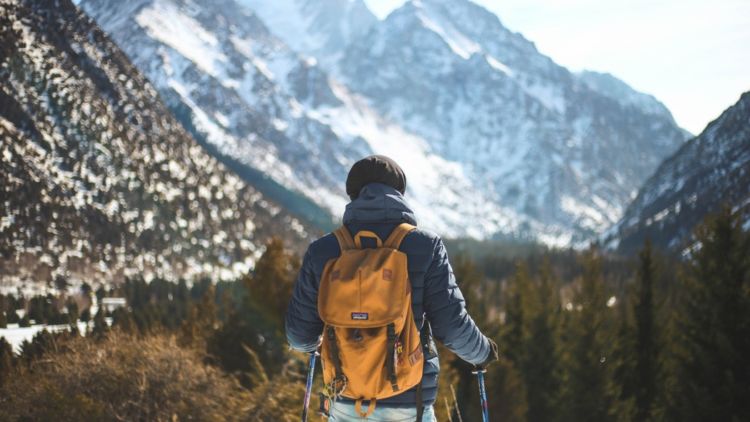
286, 155, 497, 421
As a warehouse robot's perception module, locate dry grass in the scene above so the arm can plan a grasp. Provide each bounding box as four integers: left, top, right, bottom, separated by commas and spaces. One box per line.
0, 332, 252, 421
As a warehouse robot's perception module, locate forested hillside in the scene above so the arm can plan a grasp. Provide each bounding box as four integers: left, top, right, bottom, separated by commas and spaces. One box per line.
0, 0, 311, 288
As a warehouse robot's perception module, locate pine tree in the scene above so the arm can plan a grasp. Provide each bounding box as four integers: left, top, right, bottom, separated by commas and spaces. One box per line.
243, 237, 299, 325
609, 296, 636, 422
631, 240, 659, 421
501, 262, 530, 364
461, 261, 530, 422
452, 254, 529, 421
66, 299, 79, 325
179, 285, 217, 348
669, 209, 750, 421
19, 330, 57, 366
207, 308, 288, 384
92, 308, 108, 339
484, 357, 528, 422
560, 248, 614, 422
0, 337, 13, 385
79, 308, 91, 323
27, 296, 45, 324
19, 315, 30, 328
452, 254, 486, 319
6, 306, 19, 325
522, 259, 563, 422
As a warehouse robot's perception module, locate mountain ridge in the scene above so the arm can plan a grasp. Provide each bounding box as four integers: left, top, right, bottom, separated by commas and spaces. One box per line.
81, 0, 689, 246
81, 0, 537, 240
607, 91, 750, 254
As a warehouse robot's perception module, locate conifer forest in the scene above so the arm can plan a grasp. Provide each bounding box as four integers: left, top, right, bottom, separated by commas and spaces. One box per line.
1, 210, 749, 421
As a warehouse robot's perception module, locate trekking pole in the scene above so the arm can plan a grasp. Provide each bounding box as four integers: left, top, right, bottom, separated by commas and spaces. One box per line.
301, 350, 319, 422
472, 368, 490, 422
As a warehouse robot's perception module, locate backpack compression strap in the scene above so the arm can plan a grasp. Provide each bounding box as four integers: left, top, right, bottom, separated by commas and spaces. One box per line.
384, 223, 416, 249
325, 326, 347, 395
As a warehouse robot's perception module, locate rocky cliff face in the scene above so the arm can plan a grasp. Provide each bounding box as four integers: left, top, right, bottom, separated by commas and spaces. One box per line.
82, 0, 689, 245
608, 92, 750, 254
0, 0, 311, 288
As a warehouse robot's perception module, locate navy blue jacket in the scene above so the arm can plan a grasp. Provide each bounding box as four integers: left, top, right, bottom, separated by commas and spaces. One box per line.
285, 183, 491, 407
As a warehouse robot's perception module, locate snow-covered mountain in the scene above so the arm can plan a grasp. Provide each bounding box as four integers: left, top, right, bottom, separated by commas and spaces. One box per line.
237, 0, 377, 68
0, 0, 311, 288
607, 92, 750, 254
82, 0, 689, 245
334, 0, 689, 244
81, 0, 532, 240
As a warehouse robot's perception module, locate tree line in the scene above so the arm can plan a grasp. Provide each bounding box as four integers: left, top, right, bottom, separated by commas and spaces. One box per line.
445, 208, 749, 421
1, 209, 749, 421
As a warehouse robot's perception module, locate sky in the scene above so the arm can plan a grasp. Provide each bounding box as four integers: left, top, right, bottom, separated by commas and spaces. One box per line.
363, 0, 750, 134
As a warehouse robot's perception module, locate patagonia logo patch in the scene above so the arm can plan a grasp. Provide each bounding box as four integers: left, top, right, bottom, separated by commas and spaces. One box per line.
351, 312, 369, 320
382, 269, 393, 281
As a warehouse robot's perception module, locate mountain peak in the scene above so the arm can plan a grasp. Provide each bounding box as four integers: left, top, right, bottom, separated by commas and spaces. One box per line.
236, 0, 377, 66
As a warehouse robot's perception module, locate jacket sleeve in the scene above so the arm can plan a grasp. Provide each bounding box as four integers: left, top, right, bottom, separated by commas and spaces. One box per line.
285, 247, 324, 352
423, 237, 491, 365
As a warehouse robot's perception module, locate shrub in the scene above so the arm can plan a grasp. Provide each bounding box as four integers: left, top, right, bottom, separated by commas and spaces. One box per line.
0, 332, 251, 421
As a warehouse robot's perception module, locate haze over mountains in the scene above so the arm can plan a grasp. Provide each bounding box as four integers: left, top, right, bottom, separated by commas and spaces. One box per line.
81, 0, 690, 246
0, 0, 310, 287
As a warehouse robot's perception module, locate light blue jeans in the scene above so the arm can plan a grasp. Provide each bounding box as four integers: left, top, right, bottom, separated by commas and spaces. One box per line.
328, 401, 436, 421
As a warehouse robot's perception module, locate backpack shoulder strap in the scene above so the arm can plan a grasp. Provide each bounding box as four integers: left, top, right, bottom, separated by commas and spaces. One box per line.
384, 223, 416, 249
333, 226, 355, 251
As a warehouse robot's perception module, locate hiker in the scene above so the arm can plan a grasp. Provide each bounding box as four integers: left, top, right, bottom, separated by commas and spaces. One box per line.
286, 155, 498, 421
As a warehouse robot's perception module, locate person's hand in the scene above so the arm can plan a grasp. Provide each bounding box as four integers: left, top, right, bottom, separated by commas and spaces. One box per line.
476, 338, 499, 370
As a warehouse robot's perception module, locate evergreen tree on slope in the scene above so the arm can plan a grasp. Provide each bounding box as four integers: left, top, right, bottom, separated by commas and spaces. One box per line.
669, 209, 750, 421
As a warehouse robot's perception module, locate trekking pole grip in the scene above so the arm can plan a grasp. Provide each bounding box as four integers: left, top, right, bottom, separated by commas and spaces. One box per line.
472, 368, 489, 422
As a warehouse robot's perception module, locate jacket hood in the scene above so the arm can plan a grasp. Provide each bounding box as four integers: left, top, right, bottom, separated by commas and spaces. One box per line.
343, 183, 417, 225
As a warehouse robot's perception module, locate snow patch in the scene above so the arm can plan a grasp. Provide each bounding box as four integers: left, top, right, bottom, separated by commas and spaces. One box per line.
0, 322, 90, 353
136, 0, 228, 78
485, 55, 513, 76
415, 4, 481, 60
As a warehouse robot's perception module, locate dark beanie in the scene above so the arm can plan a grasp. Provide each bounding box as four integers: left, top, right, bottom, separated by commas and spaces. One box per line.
346, 155, 407, 200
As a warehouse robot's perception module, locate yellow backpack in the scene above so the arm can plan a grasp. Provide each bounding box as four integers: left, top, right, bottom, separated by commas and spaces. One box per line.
318, 223, 424, 417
